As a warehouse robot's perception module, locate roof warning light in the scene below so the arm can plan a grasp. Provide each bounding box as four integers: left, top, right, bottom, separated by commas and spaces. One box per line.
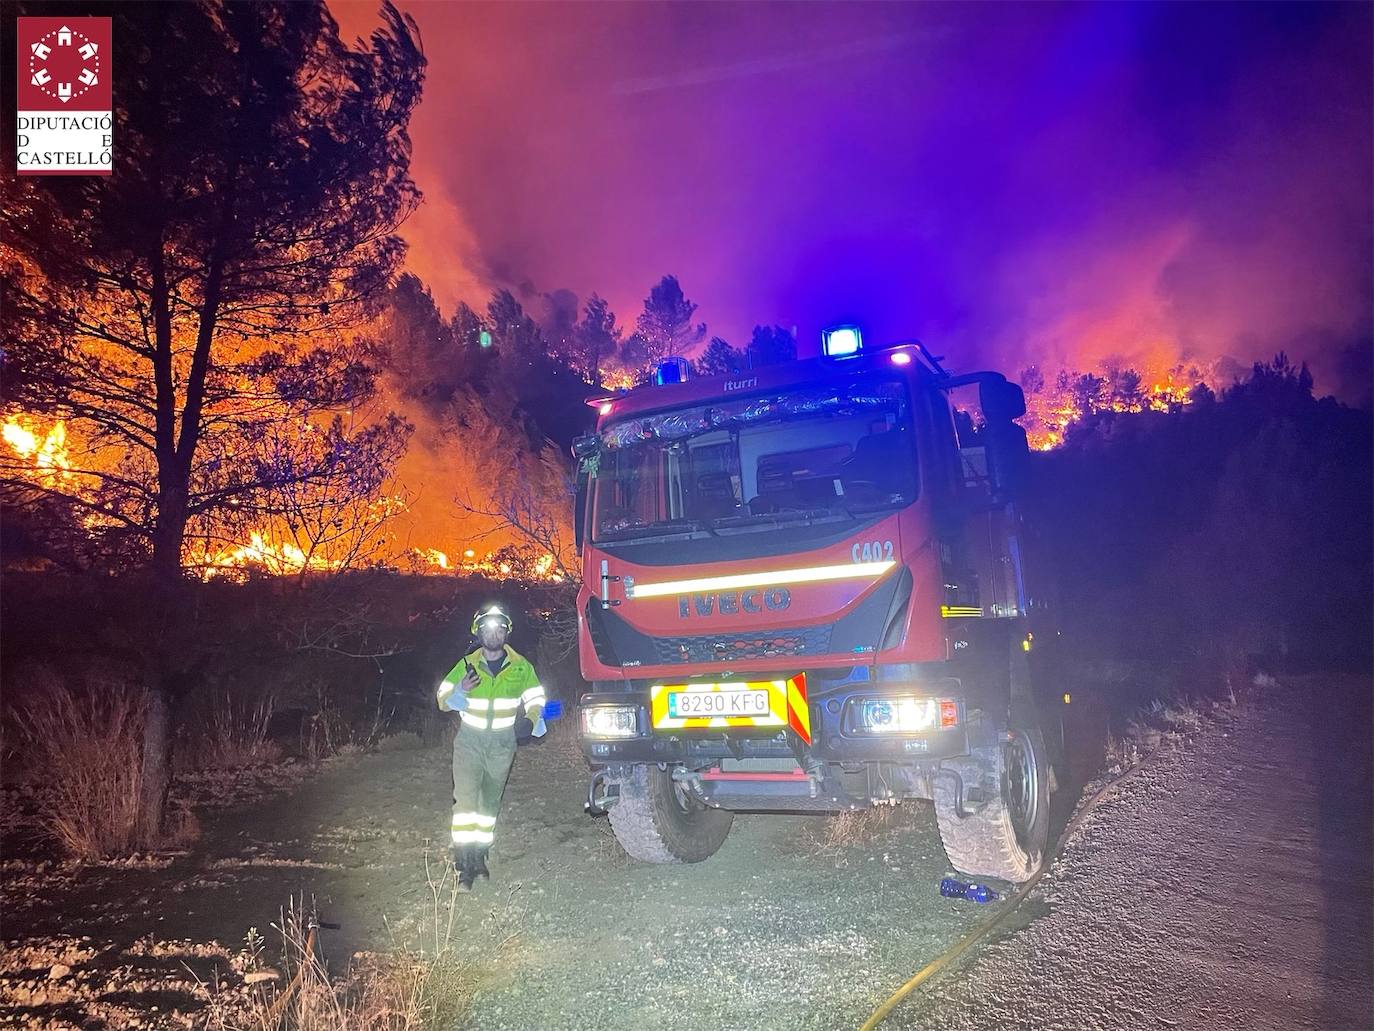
654, 357, 691, 385
822, 325, 862, 358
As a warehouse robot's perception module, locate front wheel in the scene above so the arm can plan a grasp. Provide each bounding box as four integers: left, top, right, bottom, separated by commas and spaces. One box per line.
934, 721, 1050, 883
607, 764, 734, 863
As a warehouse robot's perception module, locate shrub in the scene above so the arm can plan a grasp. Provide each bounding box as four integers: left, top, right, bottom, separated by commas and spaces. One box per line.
16, 680, 148, 859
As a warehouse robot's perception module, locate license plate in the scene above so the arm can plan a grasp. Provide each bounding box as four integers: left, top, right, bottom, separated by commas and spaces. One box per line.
668, 689, 770, 719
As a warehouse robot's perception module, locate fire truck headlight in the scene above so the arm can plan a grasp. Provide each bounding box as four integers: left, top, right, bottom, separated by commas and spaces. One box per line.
581, 704, 640, 739
851, 696, 958, 734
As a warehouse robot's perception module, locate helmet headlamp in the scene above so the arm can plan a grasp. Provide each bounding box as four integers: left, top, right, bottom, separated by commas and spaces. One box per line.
471, 604, 513, 635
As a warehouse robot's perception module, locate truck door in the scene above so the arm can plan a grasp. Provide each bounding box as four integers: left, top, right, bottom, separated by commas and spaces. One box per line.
924, 383, 1026, 709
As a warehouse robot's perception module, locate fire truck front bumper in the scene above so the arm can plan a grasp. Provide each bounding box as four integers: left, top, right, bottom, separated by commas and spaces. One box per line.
578, 686, 975, 765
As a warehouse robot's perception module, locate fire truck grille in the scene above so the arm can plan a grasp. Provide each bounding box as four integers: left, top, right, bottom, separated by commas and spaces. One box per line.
652, 625, 834, 664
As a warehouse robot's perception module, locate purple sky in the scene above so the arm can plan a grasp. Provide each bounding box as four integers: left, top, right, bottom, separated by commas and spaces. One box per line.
331, 2, 1372, 399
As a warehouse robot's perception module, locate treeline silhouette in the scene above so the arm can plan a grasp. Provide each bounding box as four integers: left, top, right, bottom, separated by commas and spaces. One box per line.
1028, 354, 1372, 692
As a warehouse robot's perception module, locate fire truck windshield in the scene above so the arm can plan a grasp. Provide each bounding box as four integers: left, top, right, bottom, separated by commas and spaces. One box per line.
591, 377, 916, 543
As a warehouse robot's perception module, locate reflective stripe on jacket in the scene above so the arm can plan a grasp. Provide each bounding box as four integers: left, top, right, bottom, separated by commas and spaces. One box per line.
437, 645, 545, 730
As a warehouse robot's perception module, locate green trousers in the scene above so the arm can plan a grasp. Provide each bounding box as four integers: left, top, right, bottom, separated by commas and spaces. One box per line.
450, 723, 517, 852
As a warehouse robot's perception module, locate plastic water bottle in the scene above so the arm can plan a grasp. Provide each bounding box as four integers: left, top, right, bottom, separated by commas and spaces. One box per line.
939, 877, 999, 904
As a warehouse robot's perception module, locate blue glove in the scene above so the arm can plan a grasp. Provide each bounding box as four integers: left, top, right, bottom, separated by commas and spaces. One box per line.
437, 682, 468, 712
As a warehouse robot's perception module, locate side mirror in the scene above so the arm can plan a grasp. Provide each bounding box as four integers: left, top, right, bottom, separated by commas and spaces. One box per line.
984, 419, 1030, 499
571, 434, 599, 460
980, 377, 1026, 422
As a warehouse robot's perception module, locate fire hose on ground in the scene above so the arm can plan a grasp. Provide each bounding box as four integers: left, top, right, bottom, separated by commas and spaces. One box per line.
858, 757, 1152, 1031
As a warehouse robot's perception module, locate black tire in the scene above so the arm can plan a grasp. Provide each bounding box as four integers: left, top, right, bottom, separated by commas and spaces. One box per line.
934, 721, 1050, 883
607, 764, 734, 863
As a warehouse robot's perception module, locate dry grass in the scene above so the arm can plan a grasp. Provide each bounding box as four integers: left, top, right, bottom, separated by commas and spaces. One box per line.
375, 731, 425, 753
588, 814, 633, 867
1106, 689, 1234, 773
801, 803, 908, 855
202, 691, 282, 769
224, 851, 522, 1030
1102, 733, 1142, 772
303, 682, 395, 762
1151, 699, 1206, 734
15, 681, 149, 859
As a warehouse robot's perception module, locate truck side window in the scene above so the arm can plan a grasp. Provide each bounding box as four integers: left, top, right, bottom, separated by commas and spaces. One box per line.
953, 408, 990, 489
924, 391, 962, 496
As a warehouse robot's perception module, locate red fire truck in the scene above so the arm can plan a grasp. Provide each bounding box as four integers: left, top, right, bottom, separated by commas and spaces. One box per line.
572, 327, 1055, 882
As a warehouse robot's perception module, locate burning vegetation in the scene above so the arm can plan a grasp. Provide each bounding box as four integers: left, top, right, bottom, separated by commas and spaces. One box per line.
1018, 362, 1213, 450
0, 407, 567, 583
2, 415, 70, 485
0, 352, 1214, 581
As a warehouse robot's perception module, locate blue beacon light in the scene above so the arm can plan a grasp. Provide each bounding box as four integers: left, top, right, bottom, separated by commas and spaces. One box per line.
654, 357, 690, 385
822, 325, 862, 358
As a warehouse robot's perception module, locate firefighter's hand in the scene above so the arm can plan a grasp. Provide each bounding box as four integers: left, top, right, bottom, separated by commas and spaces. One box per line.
460, 668, 480, 693
436, 679, 467, 712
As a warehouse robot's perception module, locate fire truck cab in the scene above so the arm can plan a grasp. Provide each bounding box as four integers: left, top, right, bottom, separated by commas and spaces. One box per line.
572, 328, 1054, 882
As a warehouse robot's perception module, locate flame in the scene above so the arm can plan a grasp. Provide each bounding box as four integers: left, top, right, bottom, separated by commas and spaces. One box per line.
406, 544, 566, 581
418, 547, 450, 569
197, 535, 566, 582
600, 369, 636, 391
195, 531, 343, 580
1021, 366, 1210, 450
3, 416, 72, 484
0, 408, 562, 587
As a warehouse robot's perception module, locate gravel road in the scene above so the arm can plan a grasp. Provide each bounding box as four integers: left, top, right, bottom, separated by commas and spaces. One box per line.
903, 675, 1374, 1030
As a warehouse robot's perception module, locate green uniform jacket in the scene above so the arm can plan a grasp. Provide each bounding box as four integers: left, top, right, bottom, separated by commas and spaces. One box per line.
436, 645, 545, 730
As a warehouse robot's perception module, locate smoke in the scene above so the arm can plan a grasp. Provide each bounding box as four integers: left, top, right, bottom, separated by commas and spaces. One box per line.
979, 12, 1373, 401
332, 1, 1371, 406
398, 178, 492, 315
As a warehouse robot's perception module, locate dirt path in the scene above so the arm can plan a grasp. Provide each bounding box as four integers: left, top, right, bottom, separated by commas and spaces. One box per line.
4, 726, 993, 1029
5, 677, 1369, 1029
900, 675, 1374, 1030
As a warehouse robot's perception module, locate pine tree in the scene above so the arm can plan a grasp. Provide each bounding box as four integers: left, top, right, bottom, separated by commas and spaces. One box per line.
572, 294, 622, 385
487, 289, 544, 360
746, 325, 798, 368
0, 0, 426, 841
695, 336, 745, 376
635, 275, 706, 364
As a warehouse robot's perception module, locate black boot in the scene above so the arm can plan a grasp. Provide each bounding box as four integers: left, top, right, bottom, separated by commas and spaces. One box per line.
455, 848, 476, 893
473, 848, 490, 881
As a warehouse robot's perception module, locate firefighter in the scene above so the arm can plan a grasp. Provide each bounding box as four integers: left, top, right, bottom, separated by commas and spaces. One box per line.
436, 603, 546, 891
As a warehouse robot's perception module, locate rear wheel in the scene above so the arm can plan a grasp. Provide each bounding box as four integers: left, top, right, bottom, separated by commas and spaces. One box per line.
934, 720, 1050, 883
607, 764, 734, 863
